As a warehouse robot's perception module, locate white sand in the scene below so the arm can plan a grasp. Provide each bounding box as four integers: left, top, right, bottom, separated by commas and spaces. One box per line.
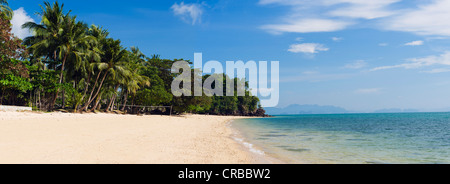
0, 111, 269, 164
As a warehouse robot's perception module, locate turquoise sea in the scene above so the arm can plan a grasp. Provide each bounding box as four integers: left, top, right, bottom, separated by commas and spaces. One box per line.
232, 113, 450, 164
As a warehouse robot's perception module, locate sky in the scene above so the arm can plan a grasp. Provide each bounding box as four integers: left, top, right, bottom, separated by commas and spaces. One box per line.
8, 0, 450, 112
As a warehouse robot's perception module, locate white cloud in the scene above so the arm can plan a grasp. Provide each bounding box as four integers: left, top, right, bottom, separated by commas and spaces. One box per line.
258, 0, 299, 5
371, 52, 450, 71
326, 0, 400, 19
259, 0, 399, 34
332, 37, 343, 42
11, 8, 34, 39
171, 2, 204, 25
344, 60, 367, 69
259, 0, 450, 37
261, 18, 352, 34
288, 43, 329, 54
355, 88, 382, 94
379, 43, 389, 47
421, 68, 450, 74
295, 37, 304, 41
383, 0, 450, 36
404, 40, 424, 46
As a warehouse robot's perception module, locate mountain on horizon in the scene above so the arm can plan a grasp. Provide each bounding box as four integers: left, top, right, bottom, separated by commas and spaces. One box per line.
265, 104, 349, 115
265, 104, 450, 115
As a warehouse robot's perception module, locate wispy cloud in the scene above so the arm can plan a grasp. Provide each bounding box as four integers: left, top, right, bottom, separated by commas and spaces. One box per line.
295, 37, 304, 41
404, 40, 424, 46
326, 0, 400, 19
261, 18, 352, 34
344, 60, 367, 69
171, 2, 204, 25
379, 43, 389, 47
332, 37, 343, 42
288, 43, 329, 54
259, 0, 399, 34
11, 8, 34, 39
383, 0, 450, 36
371, 52, 450, 71
421, 68, 450, 74
355, 88, 382, 94
259, 0, 450, 37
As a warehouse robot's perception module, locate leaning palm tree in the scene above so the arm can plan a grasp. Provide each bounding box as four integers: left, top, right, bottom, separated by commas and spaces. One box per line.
78, 25, 109, 111
120, 48, 150, 111
105, 63, 132, 112
81, 38, 129, 111
56, 15, 95, 84
0, 0, 13, 19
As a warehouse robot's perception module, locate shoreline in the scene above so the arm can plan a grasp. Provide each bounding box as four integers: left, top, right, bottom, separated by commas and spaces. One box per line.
226, 120, 285, 164
0, 111, 270, 164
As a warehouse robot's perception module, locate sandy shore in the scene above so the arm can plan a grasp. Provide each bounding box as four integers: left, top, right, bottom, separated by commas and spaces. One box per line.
0, 111, 270, 164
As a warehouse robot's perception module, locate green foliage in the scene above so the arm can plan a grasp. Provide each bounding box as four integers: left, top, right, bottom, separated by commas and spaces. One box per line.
0, 1, 266, 116
135, 87, 173, 106
0, 74, 32, 92
29, 68, 59, 92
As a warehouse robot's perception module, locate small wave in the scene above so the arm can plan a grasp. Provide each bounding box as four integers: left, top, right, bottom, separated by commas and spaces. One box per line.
260, 134, 288, 138
275, 145, 291, 149
365, 161, 388, 164
346, 139, 369, 141
275, 145, 310, 153
233, 137, 266, 155
284, 148, 310, 153
228, 120, 266, 156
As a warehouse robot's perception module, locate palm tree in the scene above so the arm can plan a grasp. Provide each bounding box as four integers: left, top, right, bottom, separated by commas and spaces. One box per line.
23, 1, 66, 59
0, 0, 13, 19
81, 38, 129, 111
22, 1, 67, 110
77, 25, 108, 111
120, 48, 150, 111
24, 1, 95, 110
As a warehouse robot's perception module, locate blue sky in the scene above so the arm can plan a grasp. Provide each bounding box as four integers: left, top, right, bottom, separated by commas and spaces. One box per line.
8, 0, 450, 112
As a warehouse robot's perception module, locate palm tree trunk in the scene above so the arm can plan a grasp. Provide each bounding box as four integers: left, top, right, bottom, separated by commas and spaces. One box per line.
86, 71, 108, 111
121, 91, 128, 111
0, 87, 4, 105
92, 96, 101, 111
62, 89, 65, 109
50, 53, 69, 110
38, 90, 41, 110
91, 72, 108, 106
78, 72, 91, 112
106, 95, 114, 112
106, 84, 120, 112
80, 72, 91, 101
82, 71, 102, 111
108, 95, 117, 112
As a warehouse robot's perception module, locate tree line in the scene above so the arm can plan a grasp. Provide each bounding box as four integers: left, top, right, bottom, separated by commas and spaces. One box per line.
0, 1, 267, 116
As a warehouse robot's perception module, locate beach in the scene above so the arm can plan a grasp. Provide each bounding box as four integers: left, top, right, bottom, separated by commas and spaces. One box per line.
0, 111, 268, 164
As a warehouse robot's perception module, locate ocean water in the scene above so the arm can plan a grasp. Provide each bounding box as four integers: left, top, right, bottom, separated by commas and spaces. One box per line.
232, 113, 450, 164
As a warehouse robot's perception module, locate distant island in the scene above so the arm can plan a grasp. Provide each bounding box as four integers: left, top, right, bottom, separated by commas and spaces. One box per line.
265, 104, 450, 115
265, 104, 349, 115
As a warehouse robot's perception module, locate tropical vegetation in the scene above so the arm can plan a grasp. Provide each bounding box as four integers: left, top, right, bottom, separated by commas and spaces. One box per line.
0, 1, 266, 116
